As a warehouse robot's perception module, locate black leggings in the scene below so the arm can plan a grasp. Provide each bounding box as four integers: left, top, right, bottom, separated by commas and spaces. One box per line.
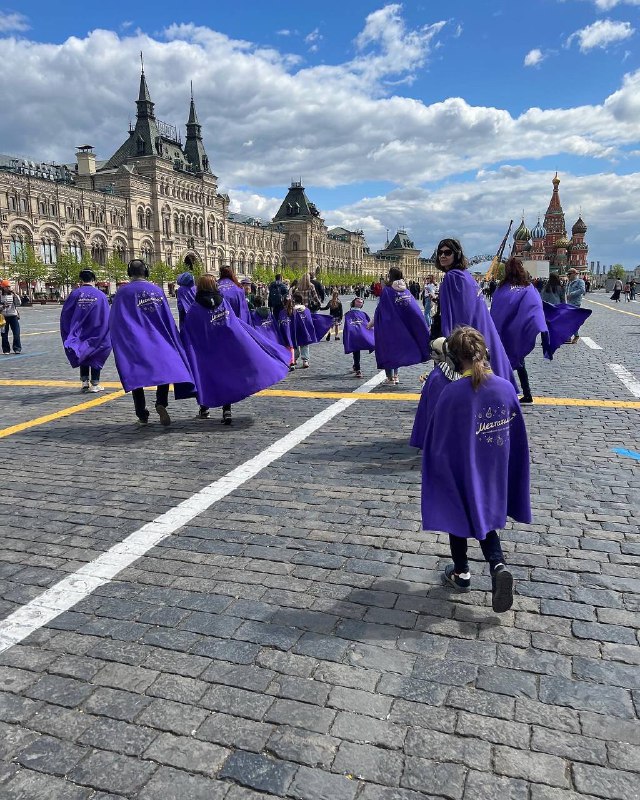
132, 384, 170, 420
516, 363, 531, 398
449, 530, 505, 575
80, 365, 101, 383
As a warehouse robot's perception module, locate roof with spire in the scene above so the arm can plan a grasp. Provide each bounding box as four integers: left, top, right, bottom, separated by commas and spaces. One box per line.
545, 172, 564, 216
384, 229, 417, 251
273, 182, 321, 221
101, 67, 211, 175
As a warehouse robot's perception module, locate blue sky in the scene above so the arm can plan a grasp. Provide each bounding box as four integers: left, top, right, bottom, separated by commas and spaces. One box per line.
3, 1, 640, 264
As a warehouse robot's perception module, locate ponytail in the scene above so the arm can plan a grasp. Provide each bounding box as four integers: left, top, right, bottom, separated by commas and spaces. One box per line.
470, 358, 486, 390
446, 326, 490, 390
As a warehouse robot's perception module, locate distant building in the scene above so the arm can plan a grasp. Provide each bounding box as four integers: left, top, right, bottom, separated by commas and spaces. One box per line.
0, 68, 426, 287
511, 173, 589, 273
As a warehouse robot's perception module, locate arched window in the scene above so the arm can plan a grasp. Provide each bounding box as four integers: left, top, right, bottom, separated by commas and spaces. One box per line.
141, 243, 153, 263
174, 214, 179, 233
218, 223, 224, 242
145, 209, 152, 230
198, 219, 204, 238
9, 233, 25, 261
40, 236, 58, 264
20, 197, 28, 213
137, 208, 144, 228
187, 217, 192, 236
68, 239, 83, 262
180, 216, 186, 235
113, 241, 127, 261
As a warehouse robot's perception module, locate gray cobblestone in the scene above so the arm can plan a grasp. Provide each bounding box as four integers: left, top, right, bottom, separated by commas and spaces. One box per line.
220, 750, 298, 795
333, 741, 404, 786
573, 763, 639, 800
401, 757, 466, 798
494, 745, 569, 787
143, 732, 229, 775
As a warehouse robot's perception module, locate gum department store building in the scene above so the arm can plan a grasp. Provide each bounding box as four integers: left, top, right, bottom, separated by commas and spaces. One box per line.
0, 69, 425, 285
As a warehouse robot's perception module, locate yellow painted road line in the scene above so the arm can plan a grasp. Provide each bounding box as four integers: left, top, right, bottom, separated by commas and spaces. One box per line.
585, 298, 640, 319
0, 390, 125, 440
21, 330, 59, 337
0, 380, 639, 409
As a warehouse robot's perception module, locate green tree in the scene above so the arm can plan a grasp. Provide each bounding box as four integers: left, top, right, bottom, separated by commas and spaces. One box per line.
13, 244, 48, 299
49, 250, 84, 298
100, 253, 128, 289
0, 261, 16, 282
150, 261, 174, 291
608, 264, 626, 280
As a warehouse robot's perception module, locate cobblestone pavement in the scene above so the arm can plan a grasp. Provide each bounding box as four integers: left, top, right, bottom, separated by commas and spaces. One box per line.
0, 293, 638, 800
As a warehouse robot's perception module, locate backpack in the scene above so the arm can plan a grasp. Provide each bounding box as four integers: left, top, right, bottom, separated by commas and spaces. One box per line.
268, 281, 285, 307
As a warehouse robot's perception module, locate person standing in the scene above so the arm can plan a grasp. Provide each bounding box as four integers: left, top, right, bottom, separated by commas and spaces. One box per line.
268, 273, 289, 317
342, 297, 375, 378
1, 280, 21, 355
109, 259, 195, 426
60, 268, 111, 392
490, 257, 547, 404
629, 279, 636, 300
422, 326, 531, 613
369, 267, 430, 385
421, 275, 437, 327
176, 271, 196, 329
566, 268, 586, 343
540, 273, 565, 305
310, 273, 325, 305
610, 277, 623, 303
321, 290, 344, 341
217, 266, 251, 323
433, 238, 516, 389
297, 273, 320, 311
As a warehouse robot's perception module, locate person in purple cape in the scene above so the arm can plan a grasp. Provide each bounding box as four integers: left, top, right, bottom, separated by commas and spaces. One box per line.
181, 274, 290, 425
490, 257, 548, 404
275, 301, 296, 371
217, 265, 251, 324
410, 337, 461, 449
250, 297, 282, 349
291, 292, 319, 369
434, 239, 517, 391
422, 327, 531, 613
60, 268, 112, 393
109, 259, 195, 426
343, 297, 374, 379
369, 267, 430, 385
176, 271, 196, 329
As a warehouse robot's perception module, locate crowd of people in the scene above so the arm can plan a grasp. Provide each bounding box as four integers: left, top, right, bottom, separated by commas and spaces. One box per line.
4, 238, 602, 614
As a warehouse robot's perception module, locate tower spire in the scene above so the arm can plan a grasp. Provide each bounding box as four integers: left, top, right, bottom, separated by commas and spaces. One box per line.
184, 84, 210, 173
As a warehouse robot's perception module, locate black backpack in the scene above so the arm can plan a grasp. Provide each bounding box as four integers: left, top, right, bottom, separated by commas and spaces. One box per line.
268, 281, 285, 307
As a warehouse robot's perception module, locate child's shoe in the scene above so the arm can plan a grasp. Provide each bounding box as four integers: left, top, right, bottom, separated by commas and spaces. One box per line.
491, 565, 514, 613
442, 564, 470, 592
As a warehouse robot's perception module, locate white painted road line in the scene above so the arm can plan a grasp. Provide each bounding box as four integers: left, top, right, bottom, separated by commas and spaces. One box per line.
0, 371, 388, 654
581, 337, 602, 350
608, 364, 640, 398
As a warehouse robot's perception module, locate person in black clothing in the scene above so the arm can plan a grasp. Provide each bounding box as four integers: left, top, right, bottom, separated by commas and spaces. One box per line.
310, 274, 325, 304
321, 290, 344, 341
268, 274, 289, 316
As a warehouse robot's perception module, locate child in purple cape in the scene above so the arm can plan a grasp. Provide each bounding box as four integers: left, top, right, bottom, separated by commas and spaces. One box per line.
176, 271, 196, 329
60, 268, 112, 393
343, 297, 374, 379
291, 292, 318, 369
410, 337, 461, 449
276, 300, 296, 371
422, 326, 531, 613
217, 266, 251, 324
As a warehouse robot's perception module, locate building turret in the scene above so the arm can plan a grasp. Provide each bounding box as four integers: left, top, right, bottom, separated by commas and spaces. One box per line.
544, 173, 567, 263
183, 86, 210, 174
512, 217, 531, 257
569, 215, 588, 268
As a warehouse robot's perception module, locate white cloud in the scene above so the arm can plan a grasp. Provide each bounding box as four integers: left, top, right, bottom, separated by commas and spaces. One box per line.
590, 0, 640, 9
276, 29, 292, 36
524, 48, 545, 67
567, 18, 635, 52
0, 10, 29, 32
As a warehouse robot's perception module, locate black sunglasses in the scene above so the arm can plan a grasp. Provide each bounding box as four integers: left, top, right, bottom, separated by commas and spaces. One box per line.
438, 248, 453, 256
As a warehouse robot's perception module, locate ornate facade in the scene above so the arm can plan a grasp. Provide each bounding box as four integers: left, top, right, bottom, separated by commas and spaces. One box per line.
511, 174, 589, 273
0, 68, 426, 284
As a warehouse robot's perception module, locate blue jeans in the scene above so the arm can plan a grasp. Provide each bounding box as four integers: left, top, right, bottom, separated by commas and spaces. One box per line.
1, 316, 21, 353
80, 365, 101, 383
294, 344, 310, 363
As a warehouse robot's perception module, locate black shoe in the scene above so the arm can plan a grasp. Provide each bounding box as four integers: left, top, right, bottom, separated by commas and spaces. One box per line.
222, 409, 232, 425
491, 565, 514, 613
325, 334, 331, 341
519, 395, 533, 404
136, 415, 149, 426
196, 408, 210, 419
155, 404, 171, 426
442, 564, 470, 592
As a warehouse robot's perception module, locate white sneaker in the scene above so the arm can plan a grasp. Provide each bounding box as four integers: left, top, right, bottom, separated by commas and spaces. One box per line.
81, 380, 90, 393
88, 384, 105, 393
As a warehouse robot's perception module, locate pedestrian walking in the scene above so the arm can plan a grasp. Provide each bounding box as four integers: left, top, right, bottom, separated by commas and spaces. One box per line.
60, 268, 111, 392
610, 278, 623, 302
540, 273, 565, 305
565, 268, 586, 343
410, 336, 461, 449
109, 259, 195, 426
342, 297, 375, 379
218, 266, 251, 323
422, 326, 531, 613
1, 280, 22, 354
176, 271, 196, 329
321, 290, 344, 341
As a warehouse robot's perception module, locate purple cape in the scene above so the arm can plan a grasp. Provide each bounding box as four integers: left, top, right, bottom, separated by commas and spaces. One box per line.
439, 269, 517, 388
109, 281, 195, 397
543, 302, 592, 358
217, 278, 251, 323
410, 366, 451, 449
490, 284, 548, 368
275, 310, 294, 348
292, 307, 319, 346
176, 284, 196, 327
181, 299, 290, 407
422, 374, 531, 539
373, 285, 430, 369
343, 309, 375, 354
310, 312, 334, 341
250, 310, 282, 348
60, 285, 112, 370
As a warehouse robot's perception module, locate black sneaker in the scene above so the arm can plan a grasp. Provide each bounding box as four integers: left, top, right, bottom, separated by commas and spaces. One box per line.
519, 395, 533, 404
491, 565, 514, 613
442, 564, 470, 592
196, 408, 210, 419
222, 409, 232, 425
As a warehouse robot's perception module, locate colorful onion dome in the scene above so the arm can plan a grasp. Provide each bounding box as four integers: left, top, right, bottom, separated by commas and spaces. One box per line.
531, 218, 546, 239
556, 236, 571, 249
513, 218, 531, 241
572, 216, 587, 235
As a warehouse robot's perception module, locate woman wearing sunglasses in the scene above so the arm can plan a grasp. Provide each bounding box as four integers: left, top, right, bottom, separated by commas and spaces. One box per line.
431, 238, 516, 389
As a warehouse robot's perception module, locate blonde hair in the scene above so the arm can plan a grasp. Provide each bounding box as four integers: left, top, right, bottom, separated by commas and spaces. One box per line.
447, 326, 489, 390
